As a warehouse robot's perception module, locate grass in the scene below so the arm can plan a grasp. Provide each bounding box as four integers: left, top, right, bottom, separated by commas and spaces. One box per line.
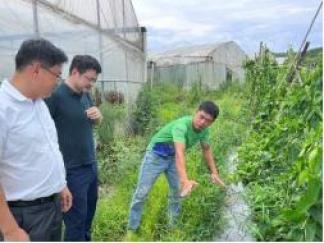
92, 82, 248, 241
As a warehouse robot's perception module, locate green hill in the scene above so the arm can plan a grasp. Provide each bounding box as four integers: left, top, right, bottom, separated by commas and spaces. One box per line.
272, 47, 322, 66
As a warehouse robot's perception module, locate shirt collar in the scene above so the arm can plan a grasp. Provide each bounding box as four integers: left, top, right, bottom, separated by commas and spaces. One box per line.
62, 82, 83, 97
1, 80, 32, 102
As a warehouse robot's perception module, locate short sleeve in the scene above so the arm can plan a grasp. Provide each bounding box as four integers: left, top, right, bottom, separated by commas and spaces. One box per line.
0, 110, 7, 161
171, 124, 187, 145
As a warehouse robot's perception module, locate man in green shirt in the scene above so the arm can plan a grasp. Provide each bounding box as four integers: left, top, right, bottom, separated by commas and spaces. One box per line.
127, 101, 225, 232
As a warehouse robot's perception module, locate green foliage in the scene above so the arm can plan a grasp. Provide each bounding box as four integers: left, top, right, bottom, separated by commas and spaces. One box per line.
97, 103, 126, 145
273, 47, 323, 67
94, 47, 322, 241
188, 81, 203, 105
131, 84, 157, 135
132, 82, 193, 137
97, 136, 144, 186
93, 81, 248, 241
93, 137, 145, 241
96, 103, 135, 185
243, 45, 279, 118
236, 46, 322, 241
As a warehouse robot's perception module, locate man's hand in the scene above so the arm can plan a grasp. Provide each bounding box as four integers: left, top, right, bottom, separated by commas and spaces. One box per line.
4, 227, 30, 241
211, 173, 225, 187
0, 186, 29, 241
60, 186, 72, 213
180, 180, 198, 197
85, 106, 103, 123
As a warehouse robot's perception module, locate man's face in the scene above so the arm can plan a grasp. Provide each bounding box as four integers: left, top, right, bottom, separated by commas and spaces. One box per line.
192, 110, 215, 130
75, 69, 98, 92
35, 63, 63, 98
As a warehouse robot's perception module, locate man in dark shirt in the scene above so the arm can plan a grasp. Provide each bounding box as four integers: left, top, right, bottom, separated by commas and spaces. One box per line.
45, 55, 102, 241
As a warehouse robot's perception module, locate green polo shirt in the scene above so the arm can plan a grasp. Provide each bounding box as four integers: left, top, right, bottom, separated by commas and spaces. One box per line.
45, 83, 95, 170
148, 116, 210, 150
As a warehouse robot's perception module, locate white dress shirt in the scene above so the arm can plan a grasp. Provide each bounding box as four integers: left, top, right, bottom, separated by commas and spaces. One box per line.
0, 80, 66, 201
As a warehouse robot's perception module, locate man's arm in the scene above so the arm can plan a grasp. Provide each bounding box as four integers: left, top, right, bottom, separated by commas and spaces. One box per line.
174, 142, 198, 197
174, 142, 188, 183
0, 186, 29, 241
0, 110, 29, 240
201, 143, 225, 187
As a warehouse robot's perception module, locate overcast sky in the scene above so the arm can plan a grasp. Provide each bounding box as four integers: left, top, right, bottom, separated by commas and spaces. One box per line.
132, 0, 323, 55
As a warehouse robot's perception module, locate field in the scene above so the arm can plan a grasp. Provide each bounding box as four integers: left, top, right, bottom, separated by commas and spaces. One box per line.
92, 47, 322, 241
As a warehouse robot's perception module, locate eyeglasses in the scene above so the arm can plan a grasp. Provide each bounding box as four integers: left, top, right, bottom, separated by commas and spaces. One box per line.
82, 74, 97, 83
41, 66, 64, 82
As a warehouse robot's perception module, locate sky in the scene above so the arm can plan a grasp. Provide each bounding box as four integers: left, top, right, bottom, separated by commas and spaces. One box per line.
132, 0, 323, 55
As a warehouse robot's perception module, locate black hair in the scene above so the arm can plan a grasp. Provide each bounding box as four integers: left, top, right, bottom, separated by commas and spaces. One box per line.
198, 100, 219, 120
69, 55, 102, 75
15, 38, 67, 71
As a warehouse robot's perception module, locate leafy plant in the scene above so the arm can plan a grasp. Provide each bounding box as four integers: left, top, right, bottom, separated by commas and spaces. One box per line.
236, 47, 322, 241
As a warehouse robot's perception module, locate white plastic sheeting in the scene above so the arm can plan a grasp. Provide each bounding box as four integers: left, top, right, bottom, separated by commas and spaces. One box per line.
0, 0, 146, 103
148, 41, 247, 90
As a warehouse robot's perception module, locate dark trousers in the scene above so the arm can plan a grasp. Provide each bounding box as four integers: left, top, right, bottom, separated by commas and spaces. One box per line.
1, 195, 62, 241
64, 163, 98, 241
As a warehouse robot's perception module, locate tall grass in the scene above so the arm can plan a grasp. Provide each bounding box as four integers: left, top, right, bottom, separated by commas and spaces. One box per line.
92, 82, 248, 241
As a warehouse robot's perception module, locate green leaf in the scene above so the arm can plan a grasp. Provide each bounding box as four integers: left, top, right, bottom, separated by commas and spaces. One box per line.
287, 228, 304, 241
295, 178, 321, 213
298, 170, 310, 185
305, 222, 317, 241
309, 205, 323, 225
309, 147, 322, 174
282, 209, 305, 222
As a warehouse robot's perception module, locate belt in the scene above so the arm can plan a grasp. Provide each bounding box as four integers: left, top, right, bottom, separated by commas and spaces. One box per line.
7, 193, 59, 207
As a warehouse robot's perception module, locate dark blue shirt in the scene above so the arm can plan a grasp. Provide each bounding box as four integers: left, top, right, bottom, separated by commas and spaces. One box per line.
45, 83, 96, 170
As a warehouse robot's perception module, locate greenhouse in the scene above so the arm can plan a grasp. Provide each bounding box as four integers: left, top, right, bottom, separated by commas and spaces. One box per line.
0, 1, 322, 242
148, 41, 247, 90
0, 0, 147, 103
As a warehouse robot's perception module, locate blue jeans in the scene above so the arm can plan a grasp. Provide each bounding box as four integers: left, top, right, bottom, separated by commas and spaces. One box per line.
128, 151, 180, 230
64, 163, 98, 241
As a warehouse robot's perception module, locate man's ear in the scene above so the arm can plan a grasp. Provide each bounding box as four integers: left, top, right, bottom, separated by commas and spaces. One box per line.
30, 62, 42, 74
71, 68, 80, 76
27, 62, 41, 79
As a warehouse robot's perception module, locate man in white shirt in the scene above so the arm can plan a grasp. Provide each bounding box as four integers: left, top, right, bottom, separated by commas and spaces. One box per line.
0, 38, 72, 241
